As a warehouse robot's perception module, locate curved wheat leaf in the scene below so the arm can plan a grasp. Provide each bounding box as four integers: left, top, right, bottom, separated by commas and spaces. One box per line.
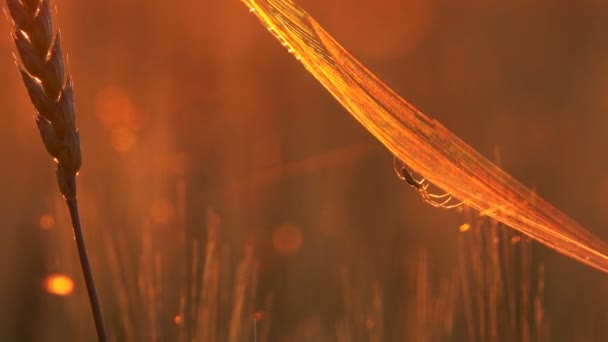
240, 0, 608, 273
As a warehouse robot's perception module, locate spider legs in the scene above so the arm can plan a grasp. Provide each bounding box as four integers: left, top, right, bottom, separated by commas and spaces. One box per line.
392, 157, 463, 209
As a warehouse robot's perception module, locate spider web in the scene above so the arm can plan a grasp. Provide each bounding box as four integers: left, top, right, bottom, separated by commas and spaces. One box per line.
241, 0, 608, 273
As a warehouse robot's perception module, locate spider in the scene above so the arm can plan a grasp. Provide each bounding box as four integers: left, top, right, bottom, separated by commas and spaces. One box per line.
393, 157, 463, 209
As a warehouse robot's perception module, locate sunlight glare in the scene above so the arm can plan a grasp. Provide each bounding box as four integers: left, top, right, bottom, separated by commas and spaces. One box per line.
149, 198, 175, 225
272, 222, 303, 256
44, 274, 74, 296
39, 214, 55, 230
95, 86, 140, 129
110, 126, 136, 152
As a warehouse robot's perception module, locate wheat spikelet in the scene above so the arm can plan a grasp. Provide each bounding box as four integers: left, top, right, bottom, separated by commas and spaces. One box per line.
6, 1, 106, 340
6, 0, 80, 198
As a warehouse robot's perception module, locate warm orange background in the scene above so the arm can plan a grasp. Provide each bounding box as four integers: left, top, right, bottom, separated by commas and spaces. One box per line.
1, 0, 608, 340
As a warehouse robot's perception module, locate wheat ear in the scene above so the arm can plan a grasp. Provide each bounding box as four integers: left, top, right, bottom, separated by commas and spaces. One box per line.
5, 0, 107, 340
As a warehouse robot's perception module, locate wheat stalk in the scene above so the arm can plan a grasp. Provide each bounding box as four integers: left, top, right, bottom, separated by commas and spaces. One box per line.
5, 0, 107, 340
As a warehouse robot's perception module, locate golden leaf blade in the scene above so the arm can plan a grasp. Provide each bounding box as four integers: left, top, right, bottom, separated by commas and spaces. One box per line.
242, 0, 608, 273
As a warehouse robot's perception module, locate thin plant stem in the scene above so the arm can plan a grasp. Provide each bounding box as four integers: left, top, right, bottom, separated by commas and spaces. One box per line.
66, 196, 107, 342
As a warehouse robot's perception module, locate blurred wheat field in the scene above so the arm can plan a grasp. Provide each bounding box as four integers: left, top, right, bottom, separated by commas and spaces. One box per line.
2, 0, 608, 341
